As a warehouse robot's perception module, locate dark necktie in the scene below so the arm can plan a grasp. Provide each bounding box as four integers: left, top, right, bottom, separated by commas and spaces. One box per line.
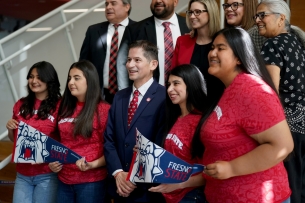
162, 22, 174, 81
108, 24, 120, 94
127, 90, 140, 128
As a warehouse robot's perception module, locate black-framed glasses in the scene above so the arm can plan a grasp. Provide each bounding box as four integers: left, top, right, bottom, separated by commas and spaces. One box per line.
253, 12, 280, 21
222, 2, 244, 11
186, 9, 208, 16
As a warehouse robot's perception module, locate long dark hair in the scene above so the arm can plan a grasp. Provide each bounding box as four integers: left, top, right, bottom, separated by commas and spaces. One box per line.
58, 60, 103, 138
192, 27, 277, 158
164, 64, 212, 155
20, 61, 61, 120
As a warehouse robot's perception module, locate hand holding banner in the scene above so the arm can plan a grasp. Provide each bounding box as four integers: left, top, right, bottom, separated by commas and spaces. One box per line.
127, 129, 204, 184
12, 121, 82, 163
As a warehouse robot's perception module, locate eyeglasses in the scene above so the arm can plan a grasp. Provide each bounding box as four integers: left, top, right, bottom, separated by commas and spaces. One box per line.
222, 2, 244, 11
253, 12, 280, 21
186, 9, 208, 16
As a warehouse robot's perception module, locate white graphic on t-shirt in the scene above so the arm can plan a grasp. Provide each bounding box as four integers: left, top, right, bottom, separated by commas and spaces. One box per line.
58, 118, 75, 124
166, 134, 183, 149
18, 110, 55, 122
214, 105, 222, 121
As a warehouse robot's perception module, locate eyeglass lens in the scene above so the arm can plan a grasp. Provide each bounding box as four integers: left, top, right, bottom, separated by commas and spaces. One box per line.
223, 2, 241, 11
186, 10, 205, 16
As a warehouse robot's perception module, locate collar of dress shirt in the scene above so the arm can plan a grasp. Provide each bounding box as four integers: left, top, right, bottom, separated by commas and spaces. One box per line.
132, 77, 154, 97
154, 13, 178, 27
111, 17, 129, 27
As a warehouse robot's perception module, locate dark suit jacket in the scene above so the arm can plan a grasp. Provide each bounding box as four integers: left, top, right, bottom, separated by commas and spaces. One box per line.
104, 79, 166, 202
79, 19, 136, 90
117, 14, 190, 83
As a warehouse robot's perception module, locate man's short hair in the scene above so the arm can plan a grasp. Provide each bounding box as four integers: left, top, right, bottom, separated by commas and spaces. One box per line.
128, 40, 158, 62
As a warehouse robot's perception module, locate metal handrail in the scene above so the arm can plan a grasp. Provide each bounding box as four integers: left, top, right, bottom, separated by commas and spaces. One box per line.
0, 1, 106, 67
0, 154, 12, 170
0, 0, 79, 45
0, 131, 8, 141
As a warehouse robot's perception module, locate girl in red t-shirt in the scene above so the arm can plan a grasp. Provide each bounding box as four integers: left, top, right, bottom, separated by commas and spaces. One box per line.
48, 60, 110, 203
149, 64, 210, 203
6, 61, 61, 203
193, 27, 293, 203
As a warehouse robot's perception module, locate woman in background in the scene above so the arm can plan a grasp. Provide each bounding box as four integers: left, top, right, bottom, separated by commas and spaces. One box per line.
171, 0, 224, 106
6, 61, 61, 203
222, 0, 268, 51
49, 60, 110, 203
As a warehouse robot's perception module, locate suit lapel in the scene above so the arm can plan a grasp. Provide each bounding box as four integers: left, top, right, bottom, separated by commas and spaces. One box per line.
128, 81, 158, 132
145, 17, 157, 44
122, 87, 132, 134
98, 22, 109, 52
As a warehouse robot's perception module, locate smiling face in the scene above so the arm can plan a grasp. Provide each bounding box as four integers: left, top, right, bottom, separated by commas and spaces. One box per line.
28, 68, 48, 100
208, 34, 241, 87
126, 47, 158, 88
150, 0, 178, 20
255, 4, 284, 38
189, 2, 209, 30
68, 67, 87, 102
167, 75, 187, 109
105, 0, 130, 24
224, 0, 244, 27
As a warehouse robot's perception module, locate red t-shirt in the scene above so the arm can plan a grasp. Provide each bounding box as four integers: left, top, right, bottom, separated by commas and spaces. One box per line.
57, 101, 110, 184
201, 73, 291, 203
163, 113, 201, 203
12, 98, 60, 176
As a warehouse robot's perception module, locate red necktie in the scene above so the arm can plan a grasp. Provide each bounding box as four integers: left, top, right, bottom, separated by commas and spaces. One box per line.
108, 24, 120, 94
128, 90, 140, 128
162, 22, 174, 81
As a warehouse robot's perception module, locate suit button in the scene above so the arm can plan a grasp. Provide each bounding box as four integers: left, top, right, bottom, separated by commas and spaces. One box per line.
126, 163, 129, 167
125, 143, 129, 148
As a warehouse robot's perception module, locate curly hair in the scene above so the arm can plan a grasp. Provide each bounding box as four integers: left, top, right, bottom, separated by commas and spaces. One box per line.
20, 61, 61, 120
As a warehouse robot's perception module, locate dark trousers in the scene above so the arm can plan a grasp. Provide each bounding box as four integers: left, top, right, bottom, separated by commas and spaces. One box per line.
284, 132, 305, 203
103, 88, 115, 104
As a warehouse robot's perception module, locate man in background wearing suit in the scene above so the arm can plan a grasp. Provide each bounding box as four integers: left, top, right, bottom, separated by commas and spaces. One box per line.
79, 0, 135, 104
117, 0, 189, 87
104, 40, 166, 203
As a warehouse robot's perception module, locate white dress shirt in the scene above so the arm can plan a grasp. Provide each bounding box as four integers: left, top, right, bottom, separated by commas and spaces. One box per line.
129, 77, 154, 105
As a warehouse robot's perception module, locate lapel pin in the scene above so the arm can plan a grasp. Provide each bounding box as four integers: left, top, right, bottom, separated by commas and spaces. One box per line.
146, 98, 151, 102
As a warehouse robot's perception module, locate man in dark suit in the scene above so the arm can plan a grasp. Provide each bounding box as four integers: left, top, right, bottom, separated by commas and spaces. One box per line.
104, 40, 166, 203
79, 0, 135, 104
117, 0, 189, 87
